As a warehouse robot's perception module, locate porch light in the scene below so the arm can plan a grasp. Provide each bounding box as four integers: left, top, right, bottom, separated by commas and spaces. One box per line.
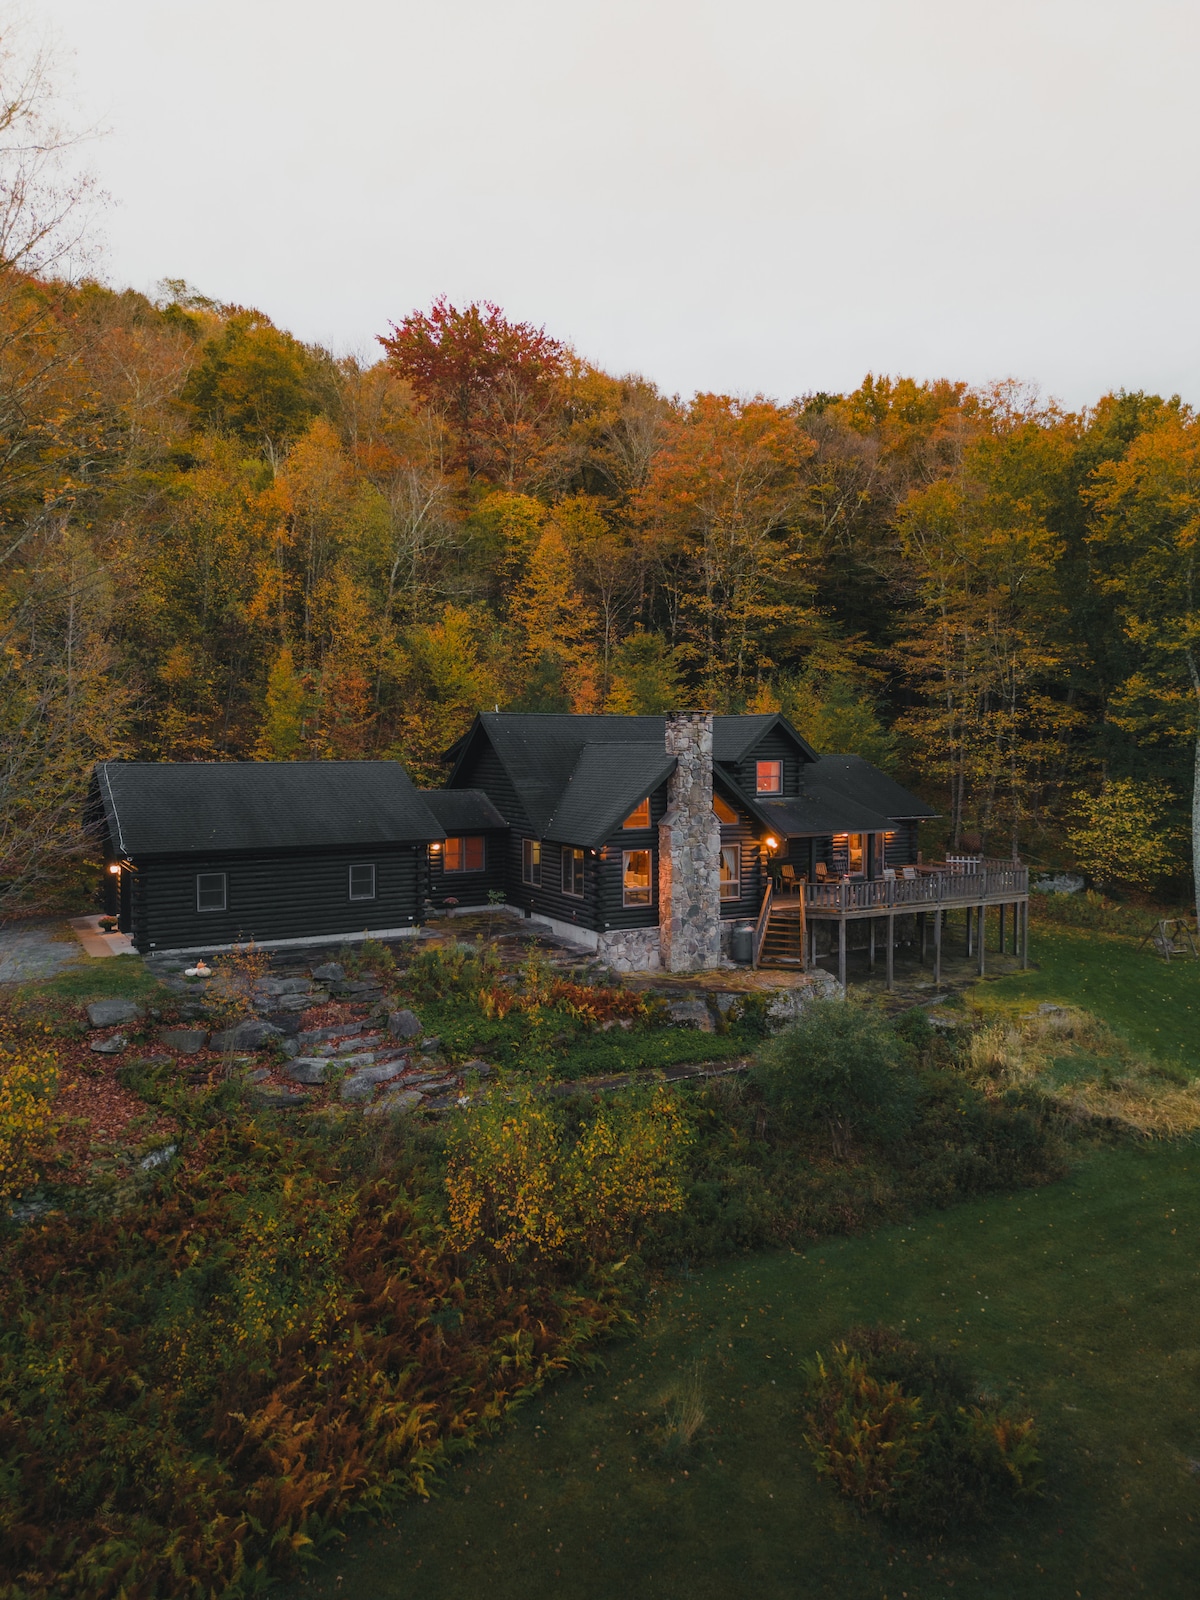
108, 863, 120, 874
765, 836, 778, 850
430, 842, 442, 852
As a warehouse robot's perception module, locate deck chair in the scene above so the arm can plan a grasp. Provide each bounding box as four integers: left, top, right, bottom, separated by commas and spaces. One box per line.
901, 866, 918, 880
813, 861, 829, 883
882, 867, 896, 881
780, 864, 798, 889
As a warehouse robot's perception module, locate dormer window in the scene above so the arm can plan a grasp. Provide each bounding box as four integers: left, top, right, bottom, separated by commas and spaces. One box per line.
622, 797, 651, 829
756, 760, 783, 795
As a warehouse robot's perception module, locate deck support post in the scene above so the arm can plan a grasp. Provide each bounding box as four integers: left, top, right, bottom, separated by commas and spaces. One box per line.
868, 918, 876, 972
1022, 899, 1029, 968
838, 918, 847, 990
886, 913, 895, 990
933, 907, 942, 987
999, 902, 1006, 953
977, 903, 986, 975
966, 905, 974, 957
919, 911, 926, 964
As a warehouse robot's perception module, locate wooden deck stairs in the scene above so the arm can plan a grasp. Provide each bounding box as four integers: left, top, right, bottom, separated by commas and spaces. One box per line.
752, 885, 806, 970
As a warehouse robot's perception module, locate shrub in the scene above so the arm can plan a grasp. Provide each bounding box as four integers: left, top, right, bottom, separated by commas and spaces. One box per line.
1066, 778, 1183, 893
0, 1041, 60, 1200
751, 999, 917, 1156
445, 1080, 691, 1264
803, 1326, 1042, 1528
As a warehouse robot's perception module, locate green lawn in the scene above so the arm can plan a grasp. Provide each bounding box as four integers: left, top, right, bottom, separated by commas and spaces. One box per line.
300, 1139, 1200, 1600
978, 924, 1200, 1070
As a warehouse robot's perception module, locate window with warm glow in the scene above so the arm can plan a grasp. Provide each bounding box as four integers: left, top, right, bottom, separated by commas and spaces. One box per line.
712, 793, 738, 825
622, 849, 652, 906
719, 845, 740, 900
444, 836, 485, 872
847, 833, 864, 873
623, 797, 651, 829
755, 760, 783, 794
562, 846, 585, 897
522, 838, 541, 886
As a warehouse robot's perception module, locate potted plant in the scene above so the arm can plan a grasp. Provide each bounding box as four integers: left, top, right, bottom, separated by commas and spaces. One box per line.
99, 915, 119, 932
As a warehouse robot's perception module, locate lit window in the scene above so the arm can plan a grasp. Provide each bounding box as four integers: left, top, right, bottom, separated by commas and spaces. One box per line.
623, 796, 651, 829
348, 863, 376, 901
712, 793, 738, 826
755, 760, 783, 794
562, 846, 585, 898
444, 836, 485, 872
847, 833, 864, 873
196, 872, 226, 913
522, 838, 541, 887
719, 845, 740, 901
622, 849, 652, 906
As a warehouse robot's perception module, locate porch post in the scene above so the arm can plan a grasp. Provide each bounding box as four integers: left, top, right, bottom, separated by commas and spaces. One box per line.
868, 918, 876, 972
999, 903, 1006, 953
977, 903, 986, 975
919, 911, 926, 964
838, 918, 847, 989
1022, 899, 1029, 969
966, 906, 974, 957
933, 906, 942, 987
886, 912, 895, 990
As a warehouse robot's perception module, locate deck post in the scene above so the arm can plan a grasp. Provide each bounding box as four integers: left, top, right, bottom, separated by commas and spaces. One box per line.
966, 905, 974, 957
868, 917, 876, 972
886, 912, 895, 990
977, 903, 986, 975
919, 911, 926, 964
1022, 899, 1029, 968
838, 918, 847, 989
999, 902, 1006, 953
933, 907, 942, 987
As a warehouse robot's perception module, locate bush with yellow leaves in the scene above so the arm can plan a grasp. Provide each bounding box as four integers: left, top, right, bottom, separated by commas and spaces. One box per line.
0, 1041, 60, 1199
445, 1079, 691, 1264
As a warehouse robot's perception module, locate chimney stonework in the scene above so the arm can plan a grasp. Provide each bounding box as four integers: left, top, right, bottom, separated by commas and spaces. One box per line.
658, 711, 722, 971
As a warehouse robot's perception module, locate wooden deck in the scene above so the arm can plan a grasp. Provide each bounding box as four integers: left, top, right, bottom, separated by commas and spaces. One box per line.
754, 860, 1029, 988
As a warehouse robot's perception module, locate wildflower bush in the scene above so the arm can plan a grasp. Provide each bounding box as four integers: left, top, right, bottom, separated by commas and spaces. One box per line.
0, 1040, 60, 1199
803, 1326, 1043, 1527
0, 1119, 620, 1600
446, 1080, 691, 1264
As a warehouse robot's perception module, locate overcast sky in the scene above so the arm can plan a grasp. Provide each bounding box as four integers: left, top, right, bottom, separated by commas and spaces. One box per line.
31, 0, 1200, 409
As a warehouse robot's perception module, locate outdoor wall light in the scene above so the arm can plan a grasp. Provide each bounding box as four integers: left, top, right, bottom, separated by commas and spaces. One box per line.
108, 863, 121, 874
765, 836, 779, 850
430, 842, 442, 852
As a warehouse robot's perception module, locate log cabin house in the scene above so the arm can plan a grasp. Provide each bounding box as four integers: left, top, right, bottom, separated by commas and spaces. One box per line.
90, 712, 1029, 982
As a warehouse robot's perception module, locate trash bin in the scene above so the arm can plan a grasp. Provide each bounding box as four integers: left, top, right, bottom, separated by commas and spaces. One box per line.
730, 922, 754, 964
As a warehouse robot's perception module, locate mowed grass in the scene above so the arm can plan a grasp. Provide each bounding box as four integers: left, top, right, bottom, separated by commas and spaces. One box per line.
976, 923, 1200, 1070
299, 1139, 1200, 1600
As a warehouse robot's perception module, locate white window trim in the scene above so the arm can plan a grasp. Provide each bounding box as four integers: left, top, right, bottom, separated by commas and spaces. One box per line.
562, 846, 585, 898
349, 863, 377, 901
621, 848, 653, 908
196, 871, 227, 913
719, 845, 741, 901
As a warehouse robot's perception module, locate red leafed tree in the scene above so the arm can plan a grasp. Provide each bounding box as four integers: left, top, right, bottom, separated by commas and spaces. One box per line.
379, 297, 565, 487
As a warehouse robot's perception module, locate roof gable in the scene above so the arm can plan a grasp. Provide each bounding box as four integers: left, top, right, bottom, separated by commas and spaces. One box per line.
712, 713, 819, 765
94, 761, 445, 859
544, 743, 676, 849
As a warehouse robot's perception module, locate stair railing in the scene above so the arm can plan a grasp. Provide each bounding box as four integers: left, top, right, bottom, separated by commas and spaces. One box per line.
751, 880, 773, 970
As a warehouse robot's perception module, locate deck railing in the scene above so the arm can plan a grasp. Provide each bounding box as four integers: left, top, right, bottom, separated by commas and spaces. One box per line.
799, 859, 1028, 916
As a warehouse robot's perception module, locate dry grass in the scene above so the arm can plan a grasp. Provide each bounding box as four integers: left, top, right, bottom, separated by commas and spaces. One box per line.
961, 1004, 1200, 1138
656, 1360, 707, 1456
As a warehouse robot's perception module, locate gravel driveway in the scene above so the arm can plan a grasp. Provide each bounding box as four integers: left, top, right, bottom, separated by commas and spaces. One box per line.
0, 920, 85, 984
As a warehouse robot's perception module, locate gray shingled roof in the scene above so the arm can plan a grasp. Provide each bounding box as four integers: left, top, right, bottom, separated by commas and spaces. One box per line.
712, 712, 818, 764
756, 794, 894, 838
807, 755, 938, 822
94, 761, 445, 858
544, 744, 677, 849
419, 789, 509, 832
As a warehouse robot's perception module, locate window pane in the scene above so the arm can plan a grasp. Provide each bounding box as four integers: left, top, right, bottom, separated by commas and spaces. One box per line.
522, 837, 542, 886
848, 834, 864, 873
622, 849, 652, 906
623, 797, 650, 829
719, 845, 740, 900
349, 863, 376, 900
563, 846, 584, 897
712, 794, 738, 825
444, 837, 462, 872
464, 836, 485, 871
196, 872, 226, 912
756, 760, 783, 794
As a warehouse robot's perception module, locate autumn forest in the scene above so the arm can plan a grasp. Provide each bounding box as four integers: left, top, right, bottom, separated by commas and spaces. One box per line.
4, 273, 1200, 913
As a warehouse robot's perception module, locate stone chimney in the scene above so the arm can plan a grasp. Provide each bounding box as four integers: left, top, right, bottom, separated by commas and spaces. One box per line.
658, 711, 722, 971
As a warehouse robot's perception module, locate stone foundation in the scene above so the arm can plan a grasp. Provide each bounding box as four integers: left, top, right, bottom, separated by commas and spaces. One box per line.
596, 927, 663, 973
659, 712, 723, 972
